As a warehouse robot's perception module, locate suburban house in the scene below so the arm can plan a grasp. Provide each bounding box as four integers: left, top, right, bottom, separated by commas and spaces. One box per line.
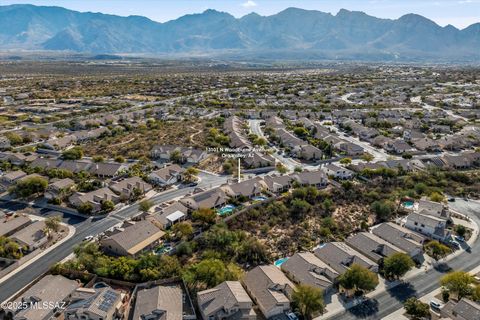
100, 219, 165, 257
265, 116, 285, 129
415, 199, 450, 220
372, 222, 426, 263
150, 146, 207, 164
10, 220, 47, 251
336, 142, 364, 156
322, 163, 354, 179
292, 144, 323, 160
345, 232, 405, 264
314, 242, 378, 275
385, 140, 416, 155
290, 170, 328, 188
64, 286, 123, 320
150, 202, 189, 229
243, 151, 275, 169
69, 187, 121, 213
221, 178, 267, 199
197, 281, 256, 320
281, 252, 339, 295
0, 136, 10, 150
109, 176, 152, 199
243, 265, 295, 319
224, 116, 252, 150
132, 284, 195, 320
148, 164, 185, 186
440, 298, 480, 320
442, 153, 480, 170
45, 178, 75, 200
180, 188, 228, 210
88, 162, 128, 178
1, 275, 79, 320
262, 175, 293, 194
0, 215, 32, 238
405, 212, 451, 242
1, 170, 27, 185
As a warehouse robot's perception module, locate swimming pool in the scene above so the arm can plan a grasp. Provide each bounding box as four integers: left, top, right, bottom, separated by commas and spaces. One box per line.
217, 204, 236, 216
403, 201, 414, 209
274, 257, 289, 267
252, 196, 268, 202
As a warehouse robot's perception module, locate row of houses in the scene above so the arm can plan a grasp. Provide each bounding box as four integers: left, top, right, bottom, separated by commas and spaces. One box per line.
1, 274, 198, 320
265, 116, 324, 161
200, 221, 427, 320
224, 116, 275, 168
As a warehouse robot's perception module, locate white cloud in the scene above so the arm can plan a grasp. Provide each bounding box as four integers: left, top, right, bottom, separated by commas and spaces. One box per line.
241, 0, 258, 8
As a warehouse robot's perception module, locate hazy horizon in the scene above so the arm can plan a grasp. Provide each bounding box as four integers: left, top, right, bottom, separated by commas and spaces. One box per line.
1, 0, 479, 29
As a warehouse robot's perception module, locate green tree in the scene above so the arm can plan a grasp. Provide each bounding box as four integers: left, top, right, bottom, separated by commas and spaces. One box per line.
101, 200, 115, 213
338, 264, 379, 295
139, 199, 153, 213
62, 147, 83, 160
383, 253, 415, 280
5, 132, 23, 146
361, 153, 374, 162
455, 225, 467, 238
292, 285, 325, 320
0, 236, 24, 259
12, 176, 48, 198
192, 208, 217, 226
430, 192, 445, 203
44, 216, 62, 237
77, 202, 93, 215
183, 167, 199, 183
440, 271, 474, 299
114, 155, 126, 163
170, 150, 182, 164
236, 238, 270, 266
403, 297, 430, 320
183, 258, 243, 288
276, 163, 288, 174
371, 200, 395, 221
425, 241, 452, 260
92, 155, 105, 163
172, 221, 194, 240
339, 157, 352, 165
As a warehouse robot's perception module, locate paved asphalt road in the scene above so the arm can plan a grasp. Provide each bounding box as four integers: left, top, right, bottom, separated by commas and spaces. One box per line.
0, 173, 227, 303
327, 199, 480, 320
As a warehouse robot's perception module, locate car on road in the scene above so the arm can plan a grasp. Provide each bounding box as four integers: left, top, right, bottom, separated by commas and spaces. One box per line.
83, 235, 94, 242
430, 299, 443, 310
286, 312, 298, 320
454, 235, 465, 242
450, 241, 461, 249
448, 197, 455, 202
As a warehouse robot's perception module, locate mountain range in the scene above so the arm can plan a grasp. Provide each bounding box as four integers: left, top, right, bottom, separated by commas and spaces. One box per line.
0, 4, 479, 62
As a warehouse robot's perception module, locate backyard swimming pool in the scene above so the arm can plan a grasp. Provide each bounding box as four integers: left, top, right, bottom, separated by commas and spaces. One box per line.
217, 204, 236, 216
252, 196, 268, 202
403, 200, 414, 209
274, 257, 289, 267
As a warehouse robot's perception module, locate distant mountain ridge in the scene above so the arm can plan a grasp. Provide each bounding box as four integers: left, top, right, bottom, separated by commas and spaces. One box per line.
0, 4, 479, 62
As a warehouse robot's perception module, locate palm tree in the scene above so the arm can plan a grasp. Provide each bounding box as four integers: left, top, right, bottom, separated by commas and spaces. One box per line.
44, 216, 62, 239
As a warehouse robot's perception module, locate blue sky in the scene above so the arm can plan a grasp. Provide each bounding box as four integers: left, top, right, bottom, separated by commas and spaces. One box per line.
2, 0, 479, 28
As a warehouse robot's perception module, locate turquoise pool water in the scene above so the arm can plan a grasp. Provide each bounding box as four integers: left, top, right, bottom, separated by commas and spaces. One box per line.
252, 196, 268, 202
403, 201, 414, 209
274, 257, 289, 267
218, 204, 236, 216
